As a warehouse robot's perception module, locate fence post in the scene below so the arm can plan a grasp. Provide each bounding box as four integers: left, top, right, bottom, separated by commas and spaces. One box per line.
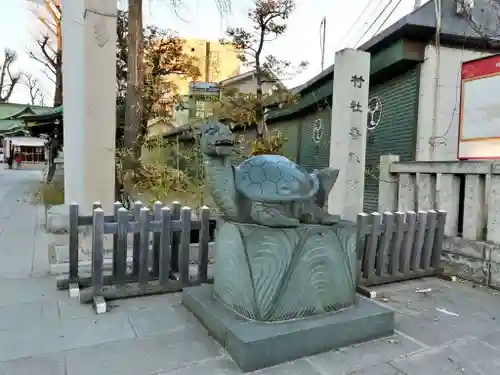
198, 206, 211, 282
152, 201, 163, 276
398, 174, 416, 212
132, 201, 143, 276
115, 207, 129, 285
400, 211, 416, 273
112, 201, 123, 276
68, 203, 79, 282
92, 208, 105, 299
435, 173, 460, 236
356, 213, 369, 284
159, 206, 172, 287
363, 212, 380, 279
378, 155, 399, 213
139, 207, 151, 292
421, 210, 437, 270
488, 166, 500, 243
170, 201, 181, 273
389, 212, 405, 275
463, 175, 486, 240
486, 163, 500, 243
415, 173, 435, 211
179, 206, 192, 286
432, 210, 447, 268
410, 210, 427, 271
376, 212, 394, 276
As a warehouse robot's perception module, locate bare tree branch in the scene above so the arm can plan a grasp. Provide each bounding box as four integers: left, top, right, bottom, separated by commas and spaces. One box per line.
0, 49, 21, 102
22, 73, 45, 105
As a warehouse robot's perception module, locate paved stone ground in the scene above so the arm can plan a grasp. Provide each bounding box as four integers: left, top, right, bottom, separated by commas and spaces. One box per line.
1, 168, 500, 374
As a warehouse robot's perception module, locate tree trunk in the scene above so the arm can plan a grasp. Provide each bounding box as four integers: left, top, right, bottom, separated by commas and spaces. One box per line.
124, 0, 144, 156
53, 51, 63, 106
254, 67, 265, 140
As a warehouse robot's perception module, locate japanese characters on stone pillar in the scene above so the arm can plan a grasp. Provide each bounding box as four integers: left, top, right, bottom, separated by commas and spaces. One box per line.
328, 49, 370, 222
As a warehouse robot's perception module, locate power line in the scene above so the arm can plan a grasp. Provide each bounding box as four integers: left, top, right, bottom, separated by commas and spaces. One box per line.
353, 0, 395, 47
335, 0, 373, 48
370, 0, 406, 38
344, 0, 386, 47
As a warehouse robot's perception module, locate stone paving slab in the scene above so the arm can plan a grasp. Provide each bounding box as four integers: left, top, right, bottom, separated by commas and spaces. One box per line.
158, 358, 325, 375
0, 276, 60, 307
126, 303, 199, 337
0, 307, 136, 362
0, 353, 66, 375
349, 363, 404, 375
374, 278, 500, 347
391, 343, 485, 375
481, 328, 500, 348
304, 333, 424, 375
0, 299, 59, 330
64, 325, 224, 375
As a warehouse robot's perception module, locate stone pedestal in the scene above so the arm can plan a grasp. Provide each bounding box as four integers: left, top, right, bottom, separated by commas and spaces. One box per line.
183, 217, 395, 371
61, 0, 117, 214
212, 220, 359, 321
183, 285, 394, 372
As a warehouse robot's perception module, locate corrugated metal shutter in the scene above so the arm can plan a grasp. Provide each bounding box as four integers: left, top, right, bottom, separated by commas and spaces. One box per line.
298, 107, 331, 172
271, 119, 300, 161
363, 66, 419, 213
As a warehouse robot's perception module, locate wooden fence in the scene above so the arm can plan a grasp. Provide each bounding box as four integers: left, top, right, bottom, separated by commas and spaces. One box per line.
357, 209, 447, 289
56, 201, 214, 307
57, 201, 447, 310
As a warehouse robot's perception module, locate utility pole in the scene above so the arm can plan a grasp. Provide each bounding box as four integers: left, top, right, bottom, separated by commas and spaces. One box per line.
320, 17, 326, 71
204, 41, 211, 82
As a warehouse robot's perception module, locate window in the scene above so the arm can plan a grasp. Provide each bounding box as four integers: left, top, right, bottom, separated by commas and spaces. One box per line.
195, 100, 214, 119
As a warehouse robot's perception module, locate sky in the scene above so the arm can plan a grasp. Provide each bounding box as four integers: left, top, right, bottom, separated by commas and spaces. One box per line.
0, 0, 424, 106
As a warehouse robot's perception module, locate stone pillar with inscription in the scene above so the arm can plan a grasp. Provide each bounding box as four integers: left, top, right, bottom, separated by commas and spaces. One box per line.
328, 49, 370, 222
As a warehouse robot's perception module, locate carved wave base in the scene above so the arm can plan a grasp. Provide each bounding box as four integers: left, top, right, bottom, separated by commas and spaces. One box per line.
213, 220, 359, 322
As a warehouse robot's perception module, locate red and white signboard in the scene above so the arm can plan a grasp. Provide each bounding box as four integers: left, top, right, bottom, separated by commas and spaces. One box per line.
458, 54, 500, 159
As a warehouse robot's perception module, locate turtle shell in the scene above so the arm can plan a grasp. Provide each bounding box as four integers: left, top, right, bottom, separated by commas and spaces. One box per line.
234, 154, 319, 202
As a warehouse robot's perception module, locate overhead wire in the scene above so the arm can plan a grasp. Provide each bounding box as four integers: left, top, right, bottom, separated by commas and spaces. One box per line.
335, 0, 374, 48
353, 0, 395, 47
344, 0, 388, 48
369, 0, 406, 39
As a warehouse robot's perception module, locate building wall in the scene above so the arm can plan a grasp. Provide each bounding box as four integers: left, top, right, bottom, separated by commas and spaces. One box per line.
170, 39, 241, 96
223, 75, 276, 95
416, 45, 492, 161
146, 119, 177, 138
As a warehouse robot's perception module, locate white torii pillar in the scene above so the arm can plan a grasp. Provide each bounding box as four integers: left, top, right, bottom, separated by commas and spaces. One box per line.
61, 0, 116, 214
